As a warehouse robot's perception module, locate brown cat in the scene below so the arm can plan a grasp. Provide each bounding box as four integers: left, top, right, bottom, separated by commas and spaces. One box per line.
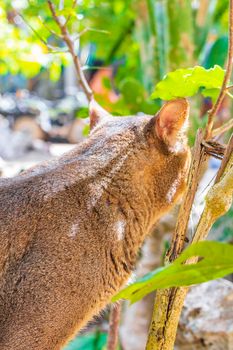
0, 98, 190, 350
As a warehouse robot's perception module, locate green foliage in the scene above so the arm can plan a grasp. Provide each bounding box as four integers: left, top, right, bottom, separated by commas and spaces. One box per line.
151, 65, 225, 101
76, 107, 89, 119
112, 241, 233, 304
203, 36, 228, 69
0, 0, 230, 114
64, 332, 107, 350
0, 0, 70, 83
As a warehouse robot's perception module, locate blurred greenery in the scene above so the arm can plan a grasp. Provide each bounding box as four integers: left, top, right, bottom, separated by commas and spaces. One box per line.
65, 332, 107, 350
151, 65, 225, 101
0, 0, 230, 115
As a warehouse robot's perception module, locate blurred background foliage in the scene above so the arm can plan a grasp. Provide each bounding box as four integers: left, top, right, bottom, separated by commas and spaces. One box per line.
0, 0, 230, 116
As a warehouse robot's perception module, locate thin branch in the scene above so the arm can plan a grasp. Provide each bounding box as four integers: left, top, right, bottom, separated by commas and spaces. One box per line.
38, 16, 63, 39
212, 118, 233, 137
215, 134, 233, 183
47, 0, 93, 101
64, 0, 78, 27
201, 140, 226, 159
74, 27, 110, 40
59, 0, 64, 11
18, 12, 48, 47
205, 0, 233, 139
18, 12, 68, 53
107, 303, 122, 350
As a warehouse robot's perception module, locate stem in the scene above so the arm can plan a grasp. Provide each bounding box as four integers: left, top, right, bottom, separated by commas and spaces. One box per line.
205, 0, 233, 139
212, 118, 233, 137
215, 134, 233, 183
107, 303, 122, 350
47, 0, 93, 101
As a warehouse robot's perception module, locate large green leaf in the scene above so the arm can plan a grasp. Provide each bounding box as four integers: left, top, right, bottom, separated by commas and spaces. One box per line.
112, 241, 233, 304
151, 65, 225, 101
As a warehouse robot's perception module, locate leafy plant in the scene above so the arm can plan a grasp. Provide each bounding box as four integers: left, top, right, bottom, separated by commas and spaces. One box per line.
151, 65, 225, 101
112, 241, 233, 304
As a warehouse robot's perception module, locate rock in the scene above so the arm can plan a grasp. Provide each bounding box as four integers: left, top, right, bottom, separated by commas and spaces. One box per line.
176, 279, 233, 350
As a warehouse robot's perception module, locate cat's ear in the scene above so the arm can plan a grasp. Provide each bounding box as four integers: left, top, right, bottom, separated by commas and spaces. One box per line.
155, 98, 189, 148
89, 98, 111, 129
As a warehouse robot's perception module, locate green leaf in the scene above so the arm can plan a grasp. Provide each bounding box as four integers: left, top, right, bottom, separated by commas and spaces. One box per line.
203, 36, 228, 69
112, 241, 233, 304
201, 88, 220, 102
151, 65, 225, 100
76, 107, 89, 119
64, 332, 107, 350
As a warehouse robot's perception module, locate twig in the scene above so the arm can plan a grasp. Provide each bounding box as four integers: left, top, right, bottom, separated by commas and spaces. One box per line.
47, 0, 93, 101
205, 0, 233, 139
107, 303, 122, 350
64, 0, 78, 27
38, 16, 63, 39
215, 134, 233, 183
212, 118, 233, 137
18, 12, 68, 53
201, 140, 226, 159
74, 27, 110, 40
18, 12, 48, 47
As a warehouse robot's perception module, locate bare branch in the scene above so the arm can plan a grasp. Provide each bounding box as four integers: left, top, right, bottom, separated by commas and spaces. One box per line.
47, 0, 93, 101
205, 0, 233, 139
18, 12, 48, 47
75, 27, 110, 39
64, 0, 78, 27
212, 119, 233, 137
215, 134, 233, 183
201, 140, 226, 159
38, 16, 63, 39
107, 303, 122, 350
18, 12, 68, 53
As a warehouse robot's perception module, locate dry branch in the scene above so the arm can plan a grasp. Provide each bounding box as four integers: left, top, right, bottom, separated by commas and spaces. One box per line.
107, 303, 122, 350
212, 118, 233, 138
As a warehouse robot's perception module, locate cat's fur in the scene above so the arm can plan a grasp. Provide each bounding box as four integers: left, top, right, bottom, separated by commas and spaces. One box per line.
0, 99, 190, 349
